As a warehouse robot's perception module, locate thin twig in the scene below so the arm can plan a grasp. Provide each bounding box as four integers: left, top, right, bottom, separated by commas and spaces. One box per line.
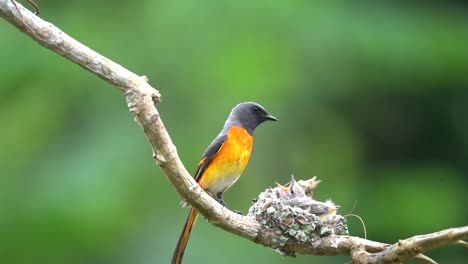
414, 254, 437, 264
26, 0, 39, 14
345, 214, 367, 239
454, 240, 468, 248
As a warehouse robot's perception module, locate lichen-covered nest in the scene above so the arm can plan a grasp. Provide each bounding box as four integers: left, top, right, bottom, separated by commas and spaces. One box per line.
247, 176, 348, 256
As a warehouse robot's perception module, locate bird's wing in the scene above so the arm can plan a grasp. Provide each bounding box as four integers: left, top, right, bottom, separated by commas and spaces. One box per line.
194, 133, 228, 182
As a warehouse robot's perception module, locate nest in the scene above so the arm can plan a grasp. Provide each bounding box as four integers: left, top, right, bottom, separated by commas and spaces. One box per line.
247, 176, 348, 256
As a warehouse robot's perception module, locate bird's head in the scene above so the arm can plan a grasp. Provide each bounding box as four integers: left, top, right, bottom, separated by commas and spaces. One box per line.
227, 102, 277, 134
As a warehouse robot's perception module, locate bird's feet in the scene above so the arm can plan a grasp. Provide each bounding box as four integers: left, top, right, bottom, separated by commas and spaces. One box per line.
214, 197, 227, 207
213, 197, 243, 215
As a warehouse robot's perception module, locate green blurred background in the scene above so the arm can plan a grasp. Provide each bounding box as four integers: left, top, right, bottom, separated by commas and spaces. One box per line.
1, 1, 467, 263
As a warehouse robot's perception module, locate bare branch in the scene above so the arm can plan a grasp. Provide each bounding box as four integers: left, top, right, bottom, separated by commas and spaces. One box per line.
1, 1, 155, 96
362, 226, 468, 264
1, 1, 466, 263
10, 0, 39, 15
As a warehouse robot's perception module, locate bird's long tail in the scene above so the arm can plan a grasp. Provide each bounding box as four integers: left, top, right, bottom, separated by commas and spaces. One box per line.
172, 207, 199, 264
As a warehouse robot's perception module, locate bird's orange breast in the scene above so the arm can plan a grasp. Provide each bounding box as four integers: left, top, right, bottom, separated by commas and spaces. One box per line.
198, 127, 253, 194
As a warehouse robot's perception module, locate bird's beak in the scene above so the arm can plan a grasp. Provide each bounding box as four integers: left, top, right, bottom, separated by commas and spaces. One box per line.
265, 114, 278, 121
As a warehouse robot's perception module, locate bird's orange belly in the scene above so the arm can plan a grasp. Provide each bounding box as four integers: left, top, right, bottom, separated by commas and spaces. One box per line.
198, 127, 253, 195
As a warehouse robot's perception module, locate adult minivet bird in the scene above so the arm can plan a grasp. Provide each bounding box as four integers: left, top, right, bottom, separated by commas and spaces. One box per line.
172, 102, 277, 264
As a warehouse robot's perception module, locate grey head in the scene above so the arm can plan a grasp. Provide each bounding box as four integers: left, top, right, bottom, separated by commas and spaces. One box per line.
224, 102, 277, 135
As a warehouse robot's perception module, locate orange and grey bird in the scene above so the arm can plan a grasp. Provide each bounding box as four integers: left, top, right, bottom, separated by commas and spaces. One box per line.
172, 102, 277, 264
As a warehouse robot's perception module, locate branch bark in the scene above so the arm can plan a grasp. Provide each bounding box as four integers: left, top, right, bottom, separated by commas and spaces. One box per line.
1, 1, 466, 263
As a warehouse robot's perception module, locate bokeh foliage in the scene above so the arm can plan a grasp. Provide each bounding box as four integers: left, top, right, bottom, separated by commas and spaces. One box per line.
0, 1, 467, 263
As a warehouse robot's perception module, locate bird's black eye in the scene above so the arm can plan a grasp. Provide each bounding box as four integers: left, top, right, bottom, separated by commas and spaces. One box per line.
253, 106, 259, 112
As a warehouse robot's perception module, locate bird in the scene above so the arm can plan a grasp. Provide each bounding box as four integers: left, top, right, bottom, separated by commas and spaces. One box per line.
172, 102, 277, 264
276, 176, 339, 220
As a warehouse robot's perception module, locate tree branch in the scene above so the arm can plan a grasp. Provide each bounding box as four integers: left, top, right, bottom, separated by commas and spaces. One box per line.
1, 1, 466, 263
